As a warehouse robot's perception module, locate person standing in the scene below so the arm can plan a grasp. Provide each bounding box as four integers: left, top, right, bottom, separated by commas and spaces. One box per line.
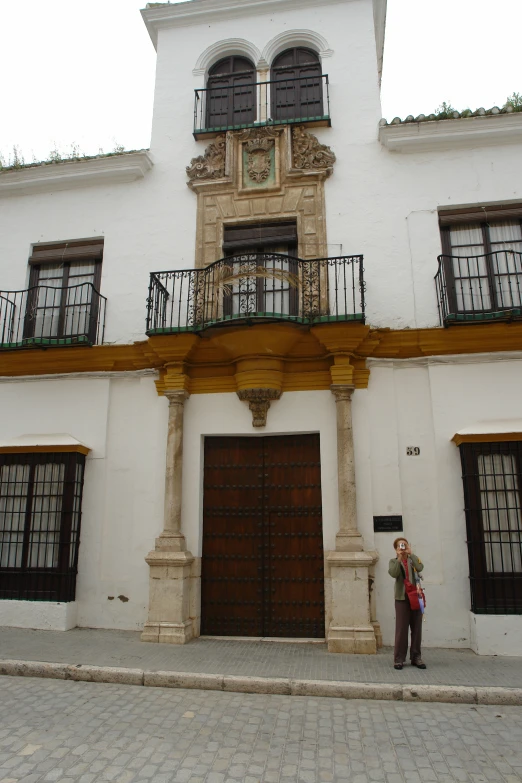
388, 537, 426, 670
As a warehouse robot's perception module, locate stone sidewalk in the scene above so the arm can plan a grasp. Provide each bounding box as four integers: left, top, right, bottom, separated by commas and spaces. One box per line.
1, 627, 521, 705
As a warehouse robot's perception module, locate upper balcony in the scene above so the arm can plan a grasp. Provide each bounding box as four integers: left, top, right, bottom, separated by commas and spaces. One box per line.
194, 73, 331, 140
435, 250, 522, 325
146, 253, 364, 334
0, 283, 106, 350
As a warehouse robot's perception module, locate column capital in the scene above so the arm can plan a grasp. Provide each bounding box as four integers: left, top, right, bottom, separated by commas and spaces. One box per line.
165, 389, 189, 406
330, 384, 355, 403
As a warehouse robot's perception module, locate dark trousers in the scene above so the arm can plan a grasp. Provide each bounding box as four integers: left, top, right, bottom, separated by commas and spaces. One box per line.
394, 599, 423, 664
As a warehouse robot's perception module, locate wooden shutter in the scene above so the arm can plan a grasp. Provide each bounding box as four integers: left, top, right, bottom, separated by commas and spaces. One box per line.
29, 238, 104, 265
223, 222, 298, 251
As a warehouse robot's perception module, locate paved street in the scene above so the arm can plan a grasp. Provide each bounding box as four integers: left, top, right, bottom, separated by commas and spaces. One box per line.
1, 677, 522, 783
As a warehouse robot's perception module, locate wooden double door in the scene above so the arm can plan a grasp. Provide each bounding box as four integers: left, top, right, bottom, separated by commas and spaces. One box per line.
201, 434, 325, 638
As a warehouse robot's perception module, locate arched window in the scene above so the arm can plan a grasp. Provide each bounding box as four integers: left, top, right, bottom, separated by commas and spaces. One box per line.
271, 48, 323, 123
206, 56, 256, 130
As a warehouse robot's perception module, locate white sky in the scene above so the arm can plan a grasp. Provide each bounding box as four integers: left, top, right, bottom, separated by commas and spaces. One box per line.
1, 0, 521, 163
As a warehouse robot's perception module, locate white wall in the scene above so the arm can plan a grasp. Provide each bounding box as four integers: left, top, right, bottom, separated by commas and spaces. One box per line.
360, 353, 522, 649
470, 612, 522, 657
2, 0, 522, 340
0, 600, 77, 631
0, 373, 168, 631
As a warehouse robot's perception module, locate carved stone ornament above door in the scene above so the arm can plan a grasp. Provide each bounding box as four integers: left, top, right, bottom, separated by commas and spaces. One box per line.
186, 126, 336, 268
237, 388, 282, 428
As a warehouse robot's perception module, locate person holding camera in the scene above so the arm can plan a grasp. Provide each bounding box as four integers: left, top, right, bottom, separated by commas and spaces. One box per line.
388, 537, 426, 670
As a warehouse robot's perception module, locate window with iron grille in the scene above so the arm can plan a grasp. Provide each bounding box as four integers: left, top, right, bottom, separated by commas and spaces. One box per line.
222, 222, 298, 318
439, 205, 522, 316
0, 452, 86, 602
459, 441, 522, 614
26, 239, 104, 345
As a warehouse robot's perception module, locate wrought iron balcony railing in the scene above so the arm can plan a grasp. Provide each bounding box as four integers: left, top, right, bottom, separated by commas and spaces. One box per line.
0, 283, 106, 350
435, 250, 522, 324
194, 74, 330, 138
146, 253, 364, 334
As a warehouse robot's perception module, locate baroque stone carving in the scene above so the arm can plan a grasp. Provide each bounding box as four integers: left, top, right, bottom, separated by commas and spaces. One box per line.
245, 137, 274, 183
236, 127, 280, 142
292, 126, 336, 171
186, 135, 226, 180
237, 388, 282, 427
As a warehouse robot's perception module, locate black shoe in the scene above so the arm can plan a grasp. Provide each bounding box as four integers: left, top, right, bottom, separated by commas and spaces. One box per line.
412, 661, 427, 669
394, 664, 403, 670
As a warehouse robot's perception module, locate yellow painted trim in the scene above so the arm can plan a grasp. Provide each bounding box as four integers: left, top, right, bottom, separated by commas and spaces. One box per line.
0, 321, 520, 395
452, 433, 522, 446
0, 444, 90, 455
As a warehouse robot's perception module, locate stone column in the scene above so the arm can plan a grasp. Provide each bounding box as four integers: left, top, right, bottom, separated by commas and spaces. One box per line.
326, 384, 378, 654
158, 390, 189, 552
332, 386, 363, 553
141, 390, 195, 644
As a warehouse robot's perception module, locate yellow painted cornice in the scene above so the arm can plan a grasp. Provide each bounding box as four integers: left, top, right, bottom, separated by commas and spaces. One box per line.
452, 432, 522, 446
0, 444, 90, 455
0, 321, 520, 395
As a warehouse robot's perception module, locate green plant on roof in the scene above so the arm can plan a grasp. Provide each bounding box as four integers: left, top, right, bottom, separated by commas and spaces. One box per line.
503, 92, 522, 111
434, 101, 456, 119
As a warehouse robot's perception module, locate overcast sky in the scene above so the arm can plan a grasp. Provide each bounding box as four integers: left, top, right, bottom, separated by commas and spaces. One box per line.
1, 0, 521, 164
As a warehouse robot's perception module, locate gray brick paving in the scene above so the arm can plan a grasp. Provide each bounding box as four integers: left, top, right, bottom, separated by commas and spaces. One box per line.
0, 628, 521, 689
0, 677, 521, 783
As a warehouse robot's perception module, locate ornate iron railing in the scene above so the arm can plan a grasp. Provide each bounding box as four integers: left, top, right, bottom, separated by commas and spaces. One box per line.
146, 253, 364, 334
435, 250, 522, 324
0, 283, 106, 350
194, 74, 330, 138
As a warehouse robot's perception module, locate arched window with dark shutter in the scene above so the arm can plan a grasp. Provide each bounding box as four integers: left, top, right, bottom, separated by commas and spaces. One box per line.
205, 56, 256, 130
271, 48, 323, 123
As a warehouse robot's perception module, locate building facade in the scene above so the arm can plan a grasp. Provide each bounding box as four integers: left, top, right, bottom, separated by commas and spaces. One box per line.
0, 0, 521, 656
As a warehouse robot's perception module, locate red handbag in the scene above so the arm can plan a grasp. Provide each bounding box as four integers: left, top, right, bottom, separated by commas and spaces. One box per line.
402, 563, 421, 611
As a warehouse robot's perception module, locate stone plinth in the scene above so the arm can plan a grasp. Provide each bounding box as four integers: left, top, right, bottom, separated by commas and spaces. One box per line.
141, 550, 194, 644
326, 550, 378, 654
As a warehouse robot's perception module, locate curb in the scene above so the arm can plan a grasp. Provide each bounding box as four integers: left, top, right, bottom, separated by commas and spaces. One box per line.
0, 659, 521, 706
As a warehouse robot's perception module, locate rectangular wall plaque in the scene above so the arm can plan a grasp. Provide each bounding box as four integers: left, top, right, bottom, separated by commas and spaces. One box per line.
373, 515, 403, 533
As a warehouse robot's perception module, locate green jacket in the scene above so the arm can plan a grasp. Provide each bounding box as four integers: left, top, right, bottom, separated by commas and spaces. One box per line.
388, 554, 424, 601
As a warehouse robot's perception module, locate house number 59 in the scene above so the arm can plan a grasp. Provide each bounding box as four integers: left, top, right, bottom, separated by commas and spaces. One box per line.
406, 447, 420, 456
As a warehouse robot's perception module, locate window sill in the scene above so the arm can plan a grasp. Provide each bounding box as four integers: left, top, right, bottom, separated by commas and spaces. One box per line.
194, 116, 331, 141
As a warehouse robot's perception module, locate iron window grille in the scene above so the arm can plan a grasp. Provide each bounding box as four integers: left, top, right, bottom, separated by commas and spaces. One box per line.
436, 215, 522, 324
459, 441, 522, 614
194, 74, 330, 139
146, 253, 365, 334
0, 239, 106, 350
0, 451, 86, 602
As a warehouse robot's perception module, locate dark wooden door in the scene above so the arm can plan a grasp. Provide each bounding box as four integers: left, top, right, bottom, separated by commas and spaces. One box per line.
206, 56, 256, 130
271, 47, 323, 122
201, 434, 325, 637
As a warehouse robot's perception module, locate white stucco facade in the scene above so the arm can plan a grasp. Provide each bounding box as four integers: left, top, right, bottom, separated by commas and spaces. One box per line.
1, 0, 521, 655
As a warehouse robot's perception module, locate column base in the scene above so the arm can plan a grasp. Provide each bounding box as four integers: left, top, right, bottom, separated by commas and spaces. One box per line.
142, 548, 195, 645
335, 532, 364, 552
326, 550, 378, 655
141, 620, 194, 645
327, 624, 377, 654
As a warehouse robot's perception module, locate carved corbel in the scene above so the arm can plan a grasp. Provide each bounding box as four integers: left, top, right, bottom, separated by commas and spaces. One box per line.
186, 135, 227, 181
237, 388, 282, 428
292, 126, 336, 172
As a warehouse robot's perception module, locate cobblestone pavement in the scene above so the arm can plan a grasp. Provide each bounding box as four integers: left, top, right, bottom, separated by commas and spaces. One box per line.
1, 628, 521, 689
1, 677, 522, 783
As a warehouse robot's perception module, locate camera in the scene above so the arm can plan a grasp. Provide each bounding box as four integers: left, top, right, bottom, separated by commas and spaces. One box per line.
399, 542, 406, 550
